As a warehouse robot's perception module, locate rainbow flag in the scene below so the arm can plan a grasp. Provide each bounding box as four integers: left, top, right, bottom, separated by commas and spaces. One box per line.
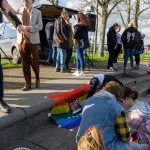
48, 84, 90, 130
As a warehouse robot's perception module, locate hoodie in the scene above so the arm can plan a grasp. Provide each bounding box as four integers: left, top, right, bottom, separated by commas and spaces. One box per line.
107, 26, 117, 46
121, 27, 137, 49
128, 101, 150, 150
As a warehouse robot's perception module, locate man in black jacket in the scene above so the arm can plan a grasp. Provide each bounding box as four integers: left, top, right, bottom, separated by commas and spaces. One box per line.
107, 23, 119, 71
53, 9, 70, 73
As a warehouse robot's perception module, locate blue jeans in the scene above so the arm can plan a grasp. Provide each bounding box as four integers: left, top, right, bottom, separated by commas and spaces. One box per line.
76, 48, 85, 71
0, 63, 4, 99
56, 48, 66, 70
47, 40, 53, 62
124, 49, 134, 68
52, 47, 57, 67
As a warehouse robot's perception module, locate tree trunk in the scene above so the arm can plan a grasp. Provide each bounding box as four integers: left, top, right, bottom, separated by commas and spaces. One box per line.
93, 0, 99, 54
134, 0, 140, 28
98, 9, 107, 56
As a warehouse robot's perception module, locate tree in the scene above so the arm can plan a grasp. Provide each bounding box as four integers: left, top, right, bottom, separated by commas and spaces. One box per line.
96, 0, 123, 56
117, 0, 150, 29
47, 0, 59, 5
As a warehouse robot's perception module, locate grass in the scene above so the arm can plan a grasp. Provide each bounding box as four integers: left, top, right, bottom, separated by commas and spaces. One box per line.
71, 53, 150, 62
1, 53, 150, 68
1, 61, 21, 68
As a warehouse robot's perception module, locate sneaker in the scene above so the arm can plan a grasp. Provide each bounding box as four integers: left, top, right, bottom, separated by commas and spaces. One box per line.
0, 99, 11, 113
109, 67, 115, 71
147, 70, 150, 74
130, 68, 134, 70
146, 64, 150, 69
55, 68, 60, 72
72, 70, 79, 76
76, 72, 85, 77
60, 69, 71, 73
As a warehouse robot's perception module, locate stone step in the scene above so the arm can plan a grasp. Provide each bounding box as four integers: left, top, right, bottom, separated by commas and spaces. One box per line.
6, 121, 77, 150
136, 80, 150, 96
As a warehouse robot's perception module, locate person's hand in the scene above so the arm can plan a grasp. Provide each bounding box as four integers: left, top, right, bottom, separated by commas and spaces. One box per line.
24, 25, 30, 32
17, 24, 30, 37
114, 45, 117, 50
1, 0, 17, 15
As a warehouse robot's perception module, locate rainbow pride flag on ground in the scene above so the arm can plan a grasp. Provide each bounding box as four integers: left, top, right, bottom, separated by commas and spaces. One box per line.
48, 84, 90, 130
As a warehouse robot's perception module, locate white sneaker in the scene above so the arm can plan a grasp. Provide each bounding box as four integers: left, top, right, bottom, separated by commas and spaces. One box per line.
72, 70, 79, 76
109, 67, 115, 71
76, 72, 85, 77
146, 63, 150, 68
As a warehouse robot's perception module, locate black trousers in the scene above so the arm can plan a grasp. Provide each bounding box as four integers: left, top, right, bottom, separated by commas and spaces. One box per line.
107, 45, 116, 68
134, 54, 140, 65
114, 44, 121, 63
65, 47, 73, 69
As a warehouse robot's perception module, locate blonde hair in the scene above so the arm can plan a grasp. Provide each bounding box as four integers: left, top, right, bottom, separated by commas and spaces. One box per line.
78, 126, 105, 150
102, 81, 123, 100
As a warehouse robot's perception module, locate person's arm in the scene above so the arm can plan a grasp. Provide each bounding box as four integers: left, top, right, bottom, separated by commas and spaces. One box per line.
29, 9, 43, 33
0, 0, 30, 37
74, 26, 80, 39
115, 110, 131, 142
127, 111, 143, 134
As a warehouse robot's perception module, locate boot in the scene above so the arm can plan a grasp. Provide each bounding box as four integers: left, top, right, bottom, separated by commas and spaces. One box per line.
22, 83, 31, 91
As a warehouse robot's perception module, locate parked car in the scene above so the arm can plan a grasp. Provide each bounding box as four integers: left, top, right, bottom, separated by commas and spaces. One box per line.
0, 22, 21, 64
0, 4, 78, 64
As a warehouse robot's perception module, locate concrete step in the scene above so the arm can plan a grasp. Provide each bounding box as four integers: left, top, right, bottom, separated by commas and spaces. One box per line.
118, 77, 136, 87
6, 121, 77, 150
136, 80, 150, 96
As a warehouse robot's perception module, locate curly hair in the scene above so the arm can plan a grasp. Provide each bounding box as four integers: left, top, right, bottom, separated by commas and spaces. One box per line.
102, 81, 124, 100
78, 126, 105, 150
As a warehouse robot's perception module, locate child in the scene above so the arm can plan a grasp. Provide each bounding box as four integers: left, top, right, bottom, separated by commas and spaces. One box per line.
77, 126, 105, 150
121, 87, 150, 150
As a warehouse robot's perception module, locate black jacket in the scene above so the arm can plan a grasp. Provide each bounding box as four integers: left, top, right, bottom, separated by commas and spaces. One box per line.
74, 25, 90, 49
121, 27, 137, 49
107, 26, 117, 46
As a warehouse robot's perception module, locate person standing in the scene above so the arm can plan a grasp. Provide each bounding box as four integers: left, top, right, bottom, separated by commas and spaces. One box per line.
65, 17, 73, 70
121, 23, 138, 70
134, 33, 145, 70
53, 9, 70, 73
107, 23, 119, 71
17, 0, 43, 91
0, 0, 30, 113
45, 20, 55, 65
72, 12, 90, 77
113, 25, 122, 70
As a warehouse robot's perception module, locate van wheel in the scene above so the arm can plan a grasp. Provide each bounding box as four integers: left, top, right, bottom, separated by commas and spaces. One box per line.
12, 48, 21, 64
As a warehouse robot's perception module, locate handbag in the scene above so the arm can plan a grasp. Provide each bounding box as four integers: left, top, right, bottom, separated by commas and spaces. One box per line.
134, 46, 144, 55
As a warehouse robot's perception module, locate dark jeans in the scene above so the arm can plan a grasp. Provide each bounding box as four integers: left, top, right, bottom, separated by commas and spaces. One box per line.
134, 54, 140, 65
107, 45, 116, 68
47, 40, 53, 62
76, 48, 85, 71
114, 44, 121, 63
65, 47, 73, 69
0, 63, 4, 99
52, 46, 57, 67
